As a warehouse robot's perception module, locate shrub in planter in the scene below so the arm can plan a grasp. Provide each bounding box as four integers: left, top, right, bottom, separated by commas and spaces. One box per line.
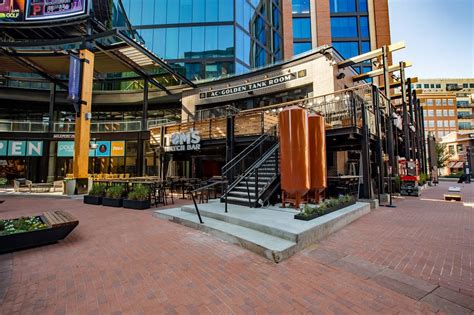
84, 183, 107, 205
295, 194, 356, 221
123, 184, 151, 210
102, 185, 125, 207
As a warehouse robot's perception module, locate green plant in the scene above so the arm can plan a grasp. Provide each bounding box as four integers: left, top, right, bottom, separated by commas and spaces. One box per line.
127, 184, 150, 201
88, 183, 107, 197
418, 172, 428, 186
299, 195, 354, 218
0, 216, 48, 236
106, 185, 125, 199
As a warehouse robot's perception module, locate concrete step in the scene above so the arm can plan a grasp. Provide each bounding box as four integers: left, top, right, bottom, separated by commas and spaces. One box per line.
228, 191, 256, 198
181, 205, 298, 242
226, 196, 255, 204
154, 208, 297, 263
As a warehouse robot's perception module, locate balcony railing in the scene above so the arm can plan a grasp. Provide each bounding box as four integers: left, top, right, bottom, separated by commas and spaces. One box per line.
0, 119, 174, 133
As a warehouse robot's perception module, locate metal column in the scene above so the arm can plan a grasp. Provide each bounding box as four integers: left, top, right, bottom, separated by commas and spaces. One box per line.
372, 85, 385, 195
382, 46, 395, 175
400, 62, 411, 160
360, 97, 371, 199
48, 82, 56, 133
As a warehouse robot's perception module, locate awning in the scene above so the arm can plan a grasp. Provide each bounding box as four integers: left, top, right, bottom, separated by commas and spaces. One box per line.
0, 29, 196, 94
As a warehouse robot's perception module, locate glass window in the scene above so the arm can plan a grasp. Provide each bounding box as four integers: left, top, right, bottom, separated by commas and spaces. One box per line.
293, 18, 311, 39
427, 99, 433, 105
293, 42, 312, 55
193, 0, 206, 22
436, 99, 441, 105
449, 110, 454, 116
470, 83, 474, 88
450, 120, 455, 127
218, 25, 234, 57
442, 99, 447, 105
463, 83, 469, 88
167, 0, 179, 23
361, 41, 370, 53
362, 66, 372, 73
205, 26, 218, 55
443, 110, 448, 116
436, 110, 442, 116
236, 61, 250, 75
437, 121, 442, 127
330, 0, 356, 13
416, 84, 421, 88
178, 27, 192, 59
436, 84, 441, 88
360, 17, 369, 38
272, 4, 280, 31
428, 120, 434, 127
448, 99, 454, 105
218, 0, 233, 21
457, 144, 463, 152
180, 0, 193, 23
206, 0, 218, 22
292, 0, 310, 13
165, 28, 179, 59
444, 121, 449, 127
424, 84, 429, 88
128, 0, 142, 25
191, 27, 205, 58
154, 0, 167, 24
332, 41, 359, 58
427, 110, 433, 116
185, 63, 203, 80
152, 29, 166, 57
331, 17, 358, 38
359, 0, 368, 12
430, 84, 435, 88
142, 0, 155, 25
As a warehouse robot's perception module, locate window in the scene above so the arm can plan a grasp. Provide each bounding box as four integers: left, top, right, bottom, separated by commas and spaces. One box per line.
427, 110, 434, 117
443, 110, 448, 116
470, 83, 474, 88
331, 17, 358, 38
442, 99, 447, 105
444, 121, 449, 127
436, 110, 442, 116
436, 99, 441, 105
457, 144, 463, 152
330, 0, 356, 13
332, 41, 359, 58
424, 84, 429, 88
427, 99, 433, 105
437, 121, 443, 127
292, 0, 310, 13
361, 41, 370, 54
359, 17, 369, 38
416, 84, 422, 88
293, 18, 311, 39
448, 99, 454, 105
450, 121, 455, 127
293, 42, 312, 55
430, 84, 435, 88
428, 121, 434, 127
463, 83, 469, 88
359, 0, 368, 12
449, 110, 454, 116
436, 84, 441, 88
449, 145, 455, 155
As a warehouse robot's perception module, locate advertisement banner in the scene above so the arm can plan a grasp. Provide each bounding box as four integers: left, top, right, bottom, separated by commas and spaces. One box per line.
95, 141, 110, 157
57, 141, 74, 157
68, 54, 82, 106
26, 0, 86, 21
110, 141, 125, 157
26, 140, 43, 157
0, 0, 25, 22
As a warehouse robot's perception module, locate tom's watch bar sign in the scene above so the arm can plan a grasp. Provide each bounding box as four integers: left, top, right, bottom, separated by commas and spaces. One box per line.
164, 129, 201, 152
199, 70, 306, 99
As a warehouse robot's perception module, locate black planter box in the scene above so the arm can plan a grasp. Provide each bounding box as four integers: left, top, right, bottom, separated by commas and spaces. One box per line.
294, 200, 356, 221
123, 199, 151, 210
83, 195, 102, 205
102, 197, 123, 207
0, 216, 78, 253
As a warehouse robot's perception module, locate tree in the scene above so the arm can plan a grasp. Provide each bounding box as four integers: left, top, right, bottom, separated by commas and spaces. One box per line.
435, 143, 452, 169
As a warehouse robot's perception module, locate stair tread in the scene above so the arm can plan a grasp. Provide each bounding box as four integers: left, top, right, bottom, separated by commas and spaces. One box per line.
156, 208, 296, 251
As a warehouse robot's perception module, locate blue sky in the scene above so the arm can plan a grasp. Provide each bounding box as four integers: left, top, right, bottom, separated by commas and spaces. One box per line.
389, 0, 474, 78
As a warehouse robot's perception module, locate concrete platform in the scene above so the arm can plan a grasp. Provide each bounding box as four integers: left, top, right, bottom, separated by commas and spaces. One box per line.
154, 201, 371, 262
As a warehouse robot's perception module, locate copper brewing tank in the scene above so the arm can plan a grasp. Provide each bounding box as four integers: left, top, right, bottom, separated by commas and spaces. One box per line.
279, 107, 310, 195
308, 114, 327, 189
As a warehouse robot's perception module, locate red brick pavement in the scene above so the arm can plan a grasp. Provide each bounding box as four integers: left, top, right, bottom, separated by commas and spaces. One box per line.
0, 182, 472, 314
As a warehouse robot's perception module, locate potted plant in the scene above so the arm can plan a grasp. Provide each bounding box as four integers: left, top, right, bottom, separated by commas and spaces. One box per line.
83, 183, 107, 205
102, 185, 125, 207
295, 194, 356, 221
123, 184, 151, 210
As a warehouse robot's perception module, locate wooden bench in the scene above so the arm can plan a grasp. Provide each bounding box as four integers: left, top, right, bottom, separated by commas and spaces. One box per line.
444, 194, 462, 202
42, 210, 78, 228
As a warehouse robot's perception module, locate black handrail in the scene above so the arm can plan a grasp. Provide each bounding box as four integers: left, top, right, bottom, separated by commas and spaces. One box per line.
188, 180, 228, 224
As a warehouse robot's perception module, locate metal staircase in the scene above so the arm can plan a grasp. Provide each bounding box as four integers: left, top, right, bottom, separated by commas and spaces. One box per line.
221, 127, 280, 207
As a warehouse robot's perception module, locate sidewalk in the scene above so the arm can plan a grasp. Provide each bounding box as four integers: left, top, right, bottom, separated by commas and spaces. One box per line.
0, 182, 472, 314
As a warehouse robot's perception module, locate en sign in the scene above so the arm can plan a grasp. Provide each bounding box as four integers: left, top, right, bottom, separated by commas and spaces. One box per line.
0, 140, 43, 157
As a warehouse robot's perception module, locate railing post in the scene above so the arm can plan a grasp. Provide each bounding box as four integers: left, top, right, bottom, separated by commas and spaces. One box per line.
254, 170, 259, 207
190, 192, 204, 224
224, 182, 228, 213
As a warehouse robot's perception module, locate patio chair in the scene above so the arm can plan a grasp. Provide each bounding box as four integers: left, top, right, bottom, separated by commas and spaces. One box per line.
13, 178, 32, 192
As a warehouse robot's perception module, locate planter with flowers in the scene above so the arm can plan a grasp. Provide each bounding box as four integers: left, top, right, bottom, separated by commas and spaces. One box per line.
84, 183, 107, 205
294, 195, 356, 221
102, 185, 125, 207
123, 184, 151, 210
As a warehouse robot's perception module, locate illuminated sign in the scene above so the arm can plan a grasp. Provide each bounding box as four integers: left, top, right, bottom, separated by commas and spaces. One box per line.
199, 71, 304, 99
164, 129, 201, 152
110, 141, 125, 157
0, 0, 25, 22
26, 0, 86, 21
57, 140, 125, 157
0, 140, 43, 156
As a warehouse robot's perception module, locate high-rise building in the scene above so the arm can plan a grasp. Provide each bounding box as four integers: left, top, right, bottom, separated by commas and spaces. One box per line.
416, 79, 474, 140
121, 0, 284, 81
285, 0, 391, 74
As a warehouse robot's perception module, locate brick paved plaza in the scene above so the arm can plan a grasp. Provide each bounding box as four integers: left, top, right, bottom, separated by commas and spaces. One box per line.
1, 182, 473, 314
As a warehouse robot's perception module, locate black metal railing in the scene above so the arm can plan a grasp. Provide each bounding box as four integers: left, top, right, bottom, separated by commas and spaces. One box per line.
221, 125, 278, 185
188, 180, 228, 224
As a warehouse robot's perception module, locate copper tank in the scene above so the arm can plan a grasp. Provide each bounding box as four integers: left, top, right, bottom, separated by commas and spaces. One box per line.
279, 107, 310, 196
308, 114, 327, 189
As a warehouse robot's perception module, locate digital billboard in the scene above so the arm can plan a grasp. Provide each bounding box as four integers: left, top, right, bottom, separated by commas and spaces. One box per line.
25, 0, 86, 21
0, 0, 25, 22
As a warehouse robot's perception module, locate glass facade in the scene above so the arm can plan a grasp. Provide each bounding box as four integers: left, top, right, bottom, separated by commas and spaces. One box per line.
122, 0, 283, 80
292, 0, 312, 55
330, 0, 371, 74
